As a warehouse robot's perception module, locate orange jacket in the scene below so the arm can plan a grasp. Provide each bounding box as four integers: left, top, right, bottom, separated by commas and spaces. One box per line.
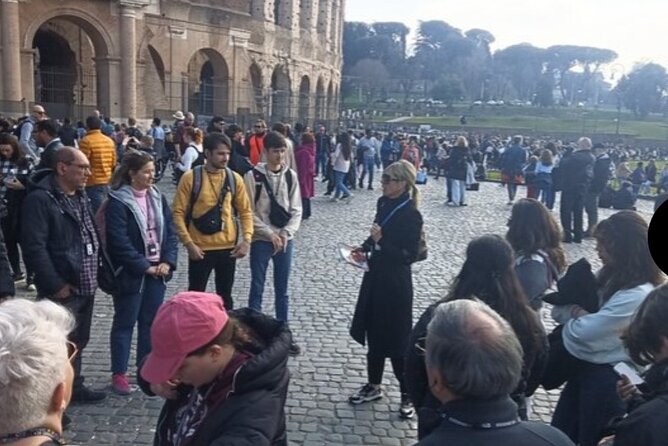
248, 134, 264, 166
80, 129, 117, 186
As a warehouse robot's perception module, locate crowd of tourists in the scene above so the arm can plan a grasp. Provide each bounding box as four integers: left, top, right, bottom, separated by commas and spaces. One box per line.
0, 105, 666, 446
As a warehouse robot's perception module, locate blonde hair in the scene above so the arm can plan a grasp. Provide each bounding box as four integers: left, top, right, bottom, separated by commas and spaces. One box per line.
384, 159, 420, 207
194, 128, 204, 145
455, 135, 468, 147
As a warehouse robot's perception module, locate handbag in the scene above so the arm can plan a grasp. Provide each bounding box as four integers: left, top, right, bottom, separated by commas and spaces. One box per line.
466, 182, 480, 191
256, 170, 292, 228
416, 230, 428, 262
98, 248, 120, 295
416, 169, 428, 185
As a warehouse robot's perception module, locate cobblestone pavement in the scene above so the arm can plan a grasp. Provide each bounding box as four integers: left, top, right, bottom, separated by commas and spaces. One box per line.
17, 175, 654, 445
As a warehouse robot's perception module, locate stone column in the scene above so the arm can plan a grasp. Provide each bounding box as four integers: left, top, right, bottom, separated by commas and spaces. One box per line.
2, 0, 22, 102
119, 4, 137, 118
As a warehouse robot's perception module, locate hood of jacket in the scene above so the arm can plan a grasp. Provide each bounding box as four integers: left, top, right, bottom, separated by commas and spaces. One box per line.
227, 308, 291, 396
108, 185, 165, 244
27, 169, 56, 193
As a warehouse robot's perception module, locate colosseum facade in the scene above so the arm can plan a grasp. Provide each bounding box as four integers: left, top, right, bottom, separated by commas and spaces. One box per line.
0, 0, 344, 126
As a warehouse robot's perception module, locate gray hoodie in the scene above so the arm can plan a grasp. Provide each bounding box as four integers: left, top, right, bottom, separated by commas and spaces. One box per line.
243, 163, 302, 241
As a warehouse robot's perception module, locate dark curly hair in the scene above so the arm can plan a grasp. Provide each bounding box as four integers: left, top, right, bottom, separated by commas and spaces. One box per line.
444, 234, 542, 353
594, 211, 664, 301
506, 198, 566, 274
622, 284, 668, 366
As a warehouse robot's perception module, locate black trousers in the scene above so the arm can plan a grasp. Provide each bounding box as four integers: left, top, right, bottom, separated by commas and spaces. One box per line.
560, 190, 586, 241
302, 198, 312, 220
367, 353, 407, 395
46, 294, 95, 391
188, 249, 237, 309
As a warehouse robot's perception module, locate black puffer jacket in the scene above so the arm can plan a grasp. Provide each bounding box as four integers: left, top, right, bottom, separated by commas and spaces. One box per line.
138, 309, 291, 446
612, 360, 668, 446
559, 149, 595, 193
21, 170, 93, 296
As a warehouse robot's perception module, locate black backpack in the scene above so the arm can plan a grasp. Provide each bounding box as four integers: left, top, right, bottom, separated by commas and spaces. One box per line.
252, 169, 293, 205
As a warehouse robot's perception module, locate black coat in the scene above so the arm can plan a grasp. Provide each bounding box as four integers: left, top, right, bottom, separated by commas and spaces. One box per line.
350, 194, 423, 357
612, 360, 668, 446
446, 146, 470, 181
590, 154, 612, 194
415, 397, 575, 446
0, 225, 15, 298
559, 149, 595, 193
138, 309, 291, 446
21, 171, 94, 296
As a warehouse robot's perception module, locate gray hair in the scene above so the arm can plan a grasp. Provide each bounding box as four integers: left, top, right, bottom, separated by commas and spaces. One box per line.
0, 299, 75, 435
578, 137, 592, 150
425, 299, 523, 399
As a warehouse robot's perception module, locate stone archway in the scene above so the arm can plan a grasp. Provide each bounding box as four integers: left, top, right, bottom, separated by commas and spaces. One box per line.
326, 80, 335, 121
249, 62, 264, 115
270, 64, 291, 123
26, 11, 113, 119
315, 76, 326, 121
298, 75, 311, 124
187, 48, 230, 116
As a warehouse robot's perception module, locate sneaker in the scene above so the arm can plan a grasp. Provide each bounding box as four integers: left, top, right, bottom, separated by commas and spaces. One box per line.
341, 194, 354, 204
72, 385, 107, 403
26, 282, 36, 292
399, 394, 415, 419
507, 200, 514, 205
330, 196, 340, 202
288, 342, 301, 356
111, 373, 131, 395
446, 201, 457, 207
349, 383, 382, 405
459, 203, 468, 207
13, 272, 25, 283
367, 185, 373, 191
324, 191, 332, 196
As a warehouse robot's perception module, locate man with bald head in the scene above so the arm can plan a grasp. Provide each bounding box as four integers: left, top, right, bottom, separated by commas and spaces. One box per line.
18, 104, 47, 159
417, 300, 574, 446
21, 146, 106, 403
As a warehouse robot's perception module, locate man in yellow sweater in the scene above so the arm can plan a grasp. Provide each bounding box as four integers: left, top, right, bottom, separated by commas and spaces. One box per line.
79, 115, 116, 213
172, 133, 254, 309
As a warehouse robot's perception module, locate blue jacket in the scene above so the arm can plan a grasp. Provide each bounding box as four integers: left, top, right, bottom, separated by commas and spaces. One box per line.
501, 144, 527, 175
105, 185, 178, 295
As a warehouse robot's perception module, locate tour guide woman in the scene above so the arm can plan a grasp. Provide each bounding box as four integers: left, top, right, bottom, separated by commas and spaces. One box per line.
349, 159, 424, 419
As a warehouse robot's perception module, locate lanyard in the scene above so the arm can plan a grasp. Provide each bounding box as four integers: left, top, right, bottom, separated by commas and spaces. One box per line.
380, 199, 410, 227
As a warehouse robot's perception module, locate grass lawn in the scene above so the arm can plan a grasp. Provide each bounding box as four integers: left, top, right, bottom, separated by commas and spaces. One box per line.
400, 115, 668, 141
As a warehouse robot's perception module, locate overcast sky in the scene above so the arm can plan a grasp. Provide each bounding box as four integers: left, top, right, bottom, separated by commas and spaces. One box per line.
345, 0, 668, 77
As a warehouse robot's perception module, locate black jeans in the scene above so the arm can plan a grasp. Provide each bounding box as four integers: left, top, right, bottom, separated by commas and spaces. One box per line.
584, 191, 599, 232
367, 353, 407, 395
560, 190, 586, 241
302, 198, 312, 220
46, 294, 95, 391
188, 249, 237, 309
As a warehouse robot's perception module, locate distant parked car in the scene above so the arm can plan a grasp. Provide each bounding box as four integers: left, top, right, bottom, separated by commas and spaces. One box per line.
472, 100, 483, 106
384, 98, 398, 104
486, 100, 497, 106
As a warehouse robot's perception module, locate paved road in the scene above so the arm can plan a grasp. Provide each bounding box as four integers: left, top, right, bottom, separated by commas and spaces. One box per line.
22, 175, 653, 445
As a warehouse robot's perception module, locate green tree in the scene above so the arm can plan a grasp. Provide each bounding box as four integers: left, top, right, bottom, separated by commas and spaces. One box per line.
431, 75, 463, 105
494, 44, 547, 100
615, 63, 668, 118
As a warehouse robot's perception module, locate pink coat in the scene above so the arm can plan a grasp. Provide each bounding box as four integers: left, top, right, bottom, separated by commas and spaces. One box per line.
295, 143, 315, 198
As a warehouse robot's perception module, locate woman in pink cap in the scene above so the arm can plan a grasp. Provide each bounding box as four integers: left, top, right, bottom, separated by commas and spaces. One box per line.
138, 291, 291, 446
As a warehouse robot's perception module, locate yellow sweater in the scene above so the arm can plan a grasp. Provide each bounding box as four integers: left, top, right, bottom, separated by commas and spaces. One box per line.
80, 129, 117, 186
172, 168, 254, 250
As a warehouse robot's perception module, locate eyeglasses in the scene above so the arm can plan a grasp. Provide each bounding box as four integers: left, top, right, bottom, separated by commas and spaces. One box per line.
414, 337, 426, 356
66, 340, 78, 362
381, 175, 402, 185
65, 162, 91, 171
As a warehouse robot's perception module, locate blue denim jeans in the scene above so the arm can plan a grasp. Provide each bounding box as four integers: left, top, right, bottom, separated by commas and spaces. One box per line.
86, 185, 108, 215
360, 156, 375, 187
451, 179, 466, 205
334, 170, 351, 198
110, 275, 166, 374
551, 363, 625, 446
248, 239, 293, 322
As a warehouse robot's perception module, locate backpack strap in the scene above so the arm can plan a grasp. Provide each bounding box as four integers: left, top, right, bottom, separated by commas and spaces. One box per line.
184, 166, 203, 226
252, 168, 293, 205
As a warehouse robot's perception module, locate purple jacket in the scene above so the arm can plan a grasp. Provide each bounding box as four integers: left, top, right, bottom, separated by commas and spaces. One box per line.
295, 143, 315, 198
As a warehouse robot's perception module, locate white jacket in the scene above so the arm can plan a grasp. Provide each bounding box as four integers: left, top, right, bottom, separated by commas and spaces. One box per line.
553, 282, 654, 365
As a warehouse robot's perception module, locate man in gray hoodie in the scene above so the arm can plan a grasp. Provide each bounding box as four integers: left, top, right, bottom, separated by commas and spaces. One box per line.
244, 131, 302, 355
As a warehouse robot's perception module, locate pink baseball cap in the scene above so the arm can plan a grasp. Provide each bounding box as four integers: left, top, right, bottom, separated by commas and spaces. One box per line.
140, 291, 229, 384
